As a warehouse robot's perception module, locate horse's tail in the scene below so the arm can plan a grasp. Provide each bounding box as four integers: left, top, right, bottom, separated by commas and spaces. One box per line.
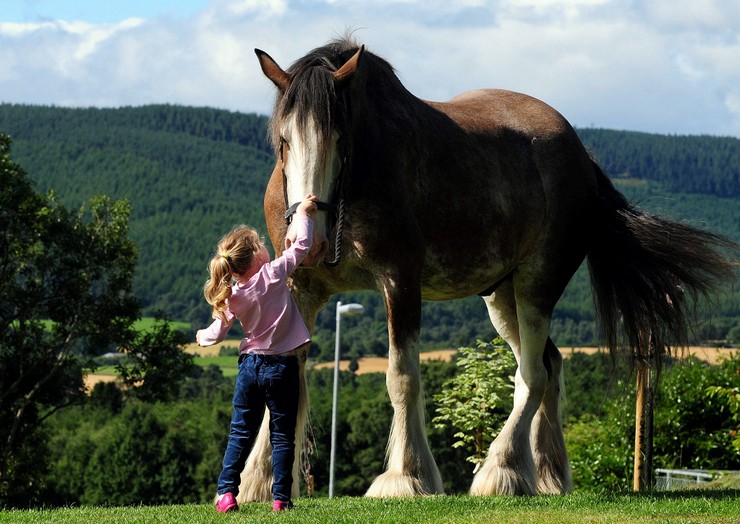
587, 161, 737, 361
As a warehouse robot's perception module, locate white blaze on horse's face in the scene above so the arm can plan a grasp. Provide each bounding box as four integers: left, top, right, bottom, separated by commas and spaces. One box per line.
282, 113, 340, 266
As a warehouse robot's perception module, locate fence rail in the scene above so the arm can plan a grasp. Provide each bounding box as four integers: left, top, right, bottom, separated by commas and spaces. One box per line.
655, 468, 721, 490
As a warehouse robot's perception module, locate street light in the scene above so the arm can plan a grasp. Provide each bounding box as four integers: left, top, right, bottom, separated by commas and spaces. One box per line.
329, 300, 365, 499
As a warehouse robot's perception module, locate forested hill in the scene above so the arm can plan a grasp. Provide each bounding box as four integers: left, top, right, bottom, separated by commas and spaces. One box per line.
577, 128, 739, 197
1, 103, 738, 359
0, 104, 273, 329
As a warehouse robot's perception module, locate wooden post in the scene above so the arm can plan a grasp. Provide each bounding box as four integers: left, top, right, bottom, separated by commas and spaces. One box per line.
633, 357, 647, 491
633, 350, 655, 492
644, 358, 655, 490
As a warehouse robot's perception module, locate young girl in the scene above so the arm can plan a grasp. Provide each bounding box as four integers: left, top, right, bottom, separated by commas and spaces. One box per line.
197, 194, 318, 513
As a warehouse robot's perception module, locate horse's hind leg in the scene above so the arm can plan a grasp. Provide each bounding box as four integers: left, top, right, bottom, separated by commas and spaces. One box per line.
471, 280, 571, 494
473, 280, 538, 495
531, 338, 572, 494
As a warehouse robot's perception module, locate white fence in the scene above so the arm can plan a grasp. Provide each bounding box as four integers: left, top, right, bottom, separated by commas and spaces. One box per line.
654, 468, 719, 490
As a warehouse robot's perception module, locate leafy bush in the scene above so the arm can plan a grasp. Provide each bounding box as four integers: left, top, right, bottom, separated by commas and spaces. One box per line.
433, 339, 515, 470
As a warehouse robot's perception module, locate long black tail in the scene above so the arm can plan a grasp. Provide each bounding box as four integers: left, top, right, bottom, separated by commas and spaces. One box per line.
587, 161, 737, 360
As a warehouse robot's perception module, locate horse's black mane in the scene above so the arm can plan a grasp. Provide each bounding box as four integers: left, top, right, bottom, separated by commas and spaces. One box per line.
268, 37, 399, 160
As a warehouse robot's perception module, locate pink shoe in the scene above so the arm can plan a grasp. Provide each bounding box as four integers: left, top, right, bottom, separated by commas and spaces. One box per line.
272, 499, 294, 511
215, 492, 238, 513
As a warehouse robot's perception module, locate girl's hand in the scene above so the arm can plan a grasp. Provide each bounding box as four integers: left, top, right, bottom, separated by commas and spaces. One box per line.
296, 193, 319, 216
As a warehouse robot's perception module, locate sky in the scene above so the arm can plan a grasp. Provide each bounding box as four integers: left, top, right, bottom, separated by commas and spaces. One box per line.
2, 0, 740, 138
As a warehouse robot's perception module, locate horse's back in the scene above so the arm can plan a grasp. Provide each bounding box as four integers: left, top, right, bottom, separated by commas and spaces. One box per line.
432, 89, 577, 141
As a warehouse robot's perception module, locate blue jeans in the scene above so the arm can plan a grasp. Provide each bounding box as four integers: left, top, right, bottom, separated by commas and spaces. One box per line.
217, 353, 300, 502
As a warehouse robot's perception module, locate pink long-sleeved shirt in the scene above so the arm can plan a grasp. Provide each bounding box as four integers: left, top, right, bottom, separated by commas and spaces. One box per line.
197, 215, 313, 355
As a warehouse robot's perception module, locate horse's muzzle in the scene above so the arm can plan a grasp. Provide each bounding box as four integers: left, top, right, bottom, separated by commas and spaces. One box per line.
285, 234, 329, 268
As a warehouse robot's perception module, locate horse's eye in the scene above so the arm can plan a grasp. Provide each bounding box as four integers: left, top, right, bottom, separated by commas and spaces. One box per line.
279, 137, 289, 160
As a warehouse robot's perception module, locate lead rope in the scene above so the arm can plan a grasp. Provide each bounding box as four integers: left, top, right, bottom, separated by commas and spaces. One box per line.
322, 144, 350, 268
280, 137, 348, 267
323, 197, 344, 267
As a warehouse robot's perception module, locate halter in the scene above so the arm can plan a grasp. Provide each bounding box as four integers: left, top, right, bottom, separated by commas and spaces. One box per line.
280, 138, 347, 267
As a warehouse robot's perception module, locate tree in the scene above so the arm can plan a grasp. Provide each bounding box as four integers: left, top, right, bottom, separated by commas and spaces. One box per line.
654, 355, 740, 470
706, 353, 740, 457
565, 410, 633, 491
432, 338, 516, 471
706, 384, 740, 456
0, 133, 173, 506
81, 402, 204, 506
116, 316, 195, 403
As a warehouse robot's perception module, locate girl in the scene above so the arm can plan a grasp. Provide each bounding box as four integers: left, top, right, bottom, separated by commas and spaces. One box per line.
197, 194, 318, 513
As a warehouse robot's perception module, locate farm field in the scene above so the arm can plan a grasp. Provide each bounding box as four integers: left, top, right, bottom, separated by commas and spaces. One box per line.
313, 346, 738, 374
84, 344, 738, 389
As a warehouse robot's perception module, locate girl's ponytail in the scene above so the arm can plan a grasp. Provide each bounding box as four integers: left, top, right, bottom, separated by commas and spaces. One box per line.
203, 254, 234, 321
203, 225, 263, 321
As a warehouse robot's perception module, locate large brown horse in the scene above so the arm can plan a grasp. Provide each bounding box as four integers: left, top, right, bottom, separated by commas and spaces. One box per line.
236, 37, 735, 499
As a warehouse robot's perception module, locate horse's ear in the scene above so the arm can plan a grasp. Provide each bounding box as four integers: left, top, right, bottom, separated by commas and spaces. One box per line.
333, 45, 364, 83
255, 49, 290, 91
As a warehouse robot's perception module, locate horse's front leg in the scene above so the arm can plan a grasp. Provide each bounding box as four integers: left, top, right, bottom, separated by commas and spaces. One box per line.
365, 273, 444, 497
237, 275, 328, 503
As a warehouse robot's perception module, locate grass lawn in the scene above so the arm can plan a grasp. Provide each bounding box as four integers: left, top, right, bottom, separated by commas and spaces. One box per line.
194, 355, 240, 377
2, 491, 739, 524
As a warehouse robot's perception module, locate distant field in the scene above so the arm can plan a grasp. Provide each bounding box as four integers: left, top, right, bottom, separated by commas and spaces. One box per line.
311, 346, 737, 375
135, 318, 191, 333
84, 342, 738, 390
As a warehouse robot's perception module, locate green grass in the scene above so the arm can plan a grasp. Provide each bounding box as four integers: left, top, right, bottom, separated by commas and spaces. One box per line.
195, 356, 240, 377
132, 318, 191, 333
2, 491, 739, 524
91, 357, 239, 378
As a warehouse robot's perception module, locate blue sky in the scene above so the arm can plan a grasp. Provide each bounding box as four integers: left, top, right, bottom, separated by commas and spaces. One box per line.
3, 0, 211, 23
2, 0, 740, 138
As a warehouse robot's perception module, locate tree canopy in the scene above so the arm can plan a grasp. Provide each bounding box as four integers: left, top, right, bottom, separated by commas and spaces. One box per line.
0, 134, 193, 506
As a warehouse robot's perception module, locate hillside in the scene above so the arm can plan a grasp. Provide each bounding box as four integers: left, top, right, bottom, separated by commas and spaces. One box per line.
1, 104, 738, 359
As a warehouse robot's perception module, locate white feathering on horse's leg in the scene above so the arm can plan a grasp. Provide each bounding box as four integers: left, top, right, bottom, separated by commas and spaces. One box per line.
237, 411, 274, 503
531, 407, 572, 494
531, 348, 572, 494
365, 400, 444, 497
470, 428, 538, 496
291, 362, 310, 500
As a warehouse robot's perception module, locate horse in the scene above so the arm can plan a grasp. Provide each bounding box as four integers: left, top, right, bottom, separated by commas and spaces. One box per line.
235, 36, 736, 499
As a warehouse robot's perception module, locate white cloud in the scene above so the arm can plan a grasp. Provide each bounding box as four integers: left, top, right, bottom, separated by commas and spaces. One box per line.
1, 0, 740, 137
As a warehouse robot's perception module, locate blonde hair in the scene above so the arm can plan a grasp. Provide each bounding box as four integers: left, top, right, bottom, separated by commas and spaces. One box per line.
203, 225, 263, 321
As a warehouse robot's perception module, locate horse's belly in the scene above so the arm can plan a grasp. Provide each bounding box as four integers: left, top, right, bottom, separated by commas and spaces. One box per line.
420, 258, 510, 301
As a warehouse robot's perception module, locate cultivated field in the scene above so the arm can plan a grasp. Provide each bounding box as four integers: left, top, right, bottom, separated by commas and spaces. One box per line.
312, 346, 736, 375
84, 344, 737, 388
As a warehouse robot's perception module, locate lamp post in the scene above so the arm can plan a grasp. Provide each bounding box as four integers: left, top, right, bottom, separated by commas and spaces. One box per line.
329, 300, 364, 499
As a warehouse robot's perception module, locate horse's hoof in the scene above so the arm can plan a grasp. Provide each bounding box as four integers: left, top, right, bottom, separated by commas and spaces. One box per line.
365, 471, 444, 498
470, 463, 537, 496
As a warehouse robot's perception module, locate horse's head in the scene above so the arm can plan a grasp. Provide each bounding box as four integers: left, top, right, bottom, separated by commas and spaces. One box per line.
256, 43, 364, 267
